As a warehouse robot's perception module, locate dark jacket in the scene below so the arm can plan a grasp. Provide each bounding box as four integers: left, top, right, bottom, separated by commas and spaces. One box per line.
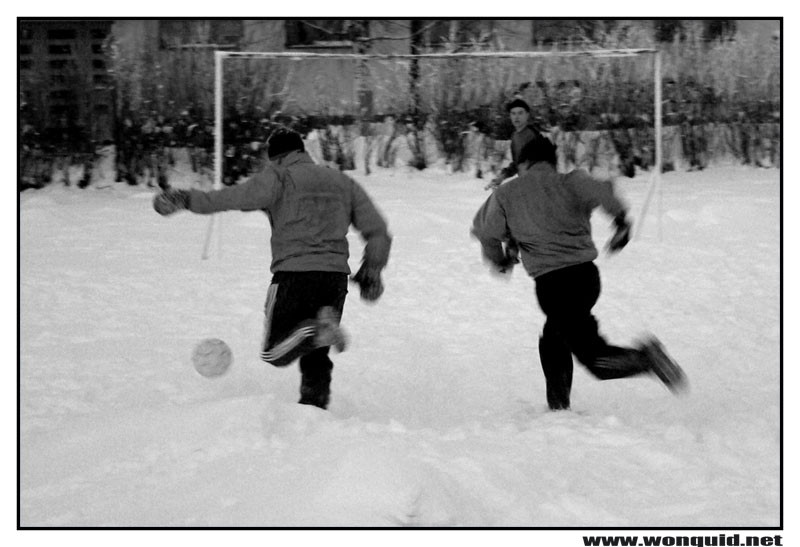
188, 151, 391, 274
499, 125, 541, 180
473, 162, 627, 278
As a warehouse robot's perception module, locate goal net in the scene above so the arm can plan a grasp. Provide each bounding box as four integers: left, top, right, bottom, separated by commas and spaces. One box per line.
214, 49, 661, 178
203, 48, 663, 257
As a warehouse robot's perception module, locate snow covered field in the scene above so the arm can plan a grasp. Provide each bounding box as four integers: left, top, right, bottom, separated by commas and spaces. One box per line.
19, 162, 783, 534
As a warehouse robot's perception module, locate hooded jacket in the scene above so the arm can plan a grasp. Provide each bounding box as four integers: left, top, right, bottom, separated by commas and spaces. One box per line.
472, 162, 627, 278
187, 151, 391, 274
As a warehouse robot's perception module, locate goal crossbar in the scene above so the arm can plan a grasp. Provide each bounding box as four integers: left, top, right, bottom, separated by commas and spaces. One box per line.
216, 48, 657, 61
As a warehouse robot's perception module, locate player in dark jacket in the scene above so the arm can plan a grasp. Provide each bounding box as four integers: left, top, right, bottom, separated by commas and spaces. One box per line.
472, 134, 687, 410
153, 129, 392, 409
485, 98, 542, 190
483, 98, 544, 264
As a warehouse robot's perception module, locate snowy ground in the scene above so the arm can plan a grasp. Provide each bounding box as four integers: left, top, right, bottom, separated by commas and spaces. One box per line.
18, 160, 784, 536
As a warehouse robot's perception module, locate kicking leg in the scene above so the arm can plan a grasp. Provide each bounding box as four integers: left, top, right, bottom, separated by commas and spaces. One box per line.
259, 271, 347, 359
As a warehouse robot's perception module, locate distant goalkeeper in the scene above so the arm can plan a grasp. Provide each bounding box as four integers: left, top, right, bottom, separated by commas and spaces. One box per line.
484, 98, 546, 265
484, 98, 544, 191
153, 128, 392, 410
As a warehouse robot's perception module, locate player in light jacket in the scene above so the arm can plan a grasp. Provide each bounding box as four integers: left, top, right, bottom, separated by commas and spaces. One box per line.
154, 128, 392, 409
472, 134, 686, 410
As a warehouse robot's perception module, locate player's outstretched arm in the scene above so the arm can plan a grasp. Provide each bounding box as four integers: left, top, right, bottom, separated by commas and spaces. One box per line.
153, 169, 280, 217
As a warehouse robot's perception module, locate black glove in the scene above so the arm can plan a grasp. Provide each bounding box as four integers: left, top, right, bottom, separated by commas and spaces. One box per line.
153, 189, 191, 216
606, 214, 632, 253
351, 263, 384, 302
504, 240, 520, 265
491, 243, 519, 274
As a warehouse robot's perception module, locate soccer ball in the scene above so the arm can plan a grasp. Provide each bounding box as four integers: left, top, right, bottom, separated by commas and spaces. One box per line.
191, 338, 233, 378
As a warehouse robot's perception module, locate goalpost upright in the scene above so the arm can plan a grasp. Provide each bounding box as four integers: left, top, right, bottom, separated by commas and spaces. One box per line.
202, 48, 663, 259
200, 50, 226, 260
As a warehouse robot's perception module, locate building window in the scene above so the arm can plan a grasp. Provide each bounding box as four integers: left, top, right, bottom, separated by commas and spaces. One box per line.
531, 19, 599, 45
20, 60, 32, 70
209, 19, 243, 45
654, 20, 685, 42
285, 20, 368, 48
20, 43, 32, 55
48, 44, 73, 55
50, 90, 76, 101
47, 29, 76, 40
91, 28, 108, 40
426, 20, 493, 49
703, 19, 737, 41
159, 20, 243, 49
49, 59, 77, 70
92, 59, 106, 69
92, 43, 105, 54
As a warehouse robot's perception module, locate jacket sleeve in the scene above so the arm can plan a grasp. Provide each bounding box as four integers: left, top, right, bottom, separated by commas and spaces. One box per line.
503, 137, 521, 179
499, 163, 517, 181
187, 170, 279, 214
471, 194, 509, 267
568, 170, 628, 219
350, 180, 392, 270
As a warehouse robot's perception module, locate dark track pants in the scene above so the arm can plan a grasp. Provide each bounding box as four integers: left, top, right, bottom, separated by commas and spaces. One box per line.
261, 271, 348, 408
534, 262, 648, 409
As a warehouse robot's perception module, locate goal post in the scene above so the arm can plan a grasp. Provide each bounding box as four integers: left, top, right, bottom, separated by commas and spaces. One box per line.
200, 49, 226, 260
202, 47, 663, 258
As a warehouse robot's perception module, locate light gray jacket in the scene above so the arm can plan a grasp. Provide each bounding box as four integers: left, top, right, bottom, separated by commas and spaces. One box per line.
472, 162, 626, 278
188, 151, 391, 274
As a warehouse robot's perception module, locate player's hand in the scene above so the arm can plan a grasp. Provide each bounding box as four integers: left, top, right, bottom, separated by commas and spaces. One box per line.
153, 189, 191, 216
490, 261, 514, 278
351, 263, 384, 302
489, 251, 518, 277
606, 215, 632, 253
484, 175, 504, 191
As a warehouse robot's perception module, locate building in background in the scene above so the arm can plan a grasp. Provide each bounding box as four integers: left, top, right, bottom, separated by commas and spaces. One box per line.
19, 19, 114, 141
18, 19, 780, 142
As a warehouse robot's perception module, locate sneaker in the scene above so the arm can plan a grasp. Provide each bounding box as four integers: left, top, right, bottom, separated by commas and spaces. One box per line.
314, 306, 348, 353
640, 336, 688, 394
299, 384, 330, 410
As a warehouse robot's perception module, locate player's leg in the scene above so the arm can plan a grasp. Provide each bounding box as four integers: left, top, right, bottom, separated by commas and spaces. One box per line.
298, 349, 333, 409
538, 262, 685, 390
536, 262, 648, 381
260, 272, 348, 367
259, 274, 317, 367
538, 322, 573, 410
298, 275, 347, 408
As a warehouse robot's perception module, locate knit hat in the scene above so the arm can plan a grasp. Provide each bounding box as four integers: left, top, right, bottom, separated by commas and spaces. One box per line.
267, 128, 304, 159
506, 98, 531, 112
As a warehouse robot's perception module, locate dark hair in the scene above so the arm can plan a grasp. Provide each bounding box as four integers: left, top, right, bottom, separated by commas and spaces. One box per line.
267, 128, 305, 159
506, 98, 531, 113
518, 134, 557, 167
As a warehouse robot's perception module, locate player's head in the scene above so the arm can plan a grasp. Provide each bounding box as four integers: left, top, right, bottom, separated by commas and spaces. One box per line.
506, 98, 531, 131
267, 128, 305, 160
518, 134, 557, 172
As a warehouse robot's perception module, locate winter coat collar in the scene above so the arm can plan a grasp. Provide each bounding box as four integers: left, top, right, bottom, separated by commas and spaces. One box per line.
272, 150, 314, 168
